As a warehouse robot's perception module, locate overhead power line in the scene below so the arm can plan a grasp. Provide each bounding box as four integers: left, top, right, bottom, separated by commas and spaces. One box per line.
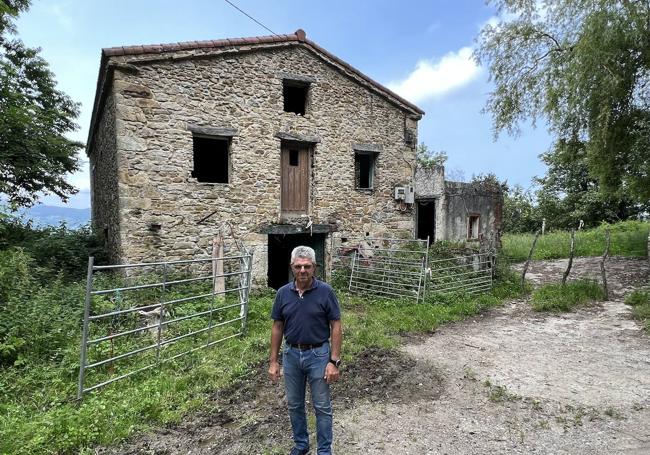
223, 0, 279, 36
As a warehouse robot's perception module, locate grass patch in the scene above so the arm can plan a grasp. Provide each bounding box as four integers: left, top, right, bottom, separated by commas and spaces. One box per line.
531, 280, 605, 312
502, 220, 649, 262
0, 266, 524, 454
625, 289, 650, 332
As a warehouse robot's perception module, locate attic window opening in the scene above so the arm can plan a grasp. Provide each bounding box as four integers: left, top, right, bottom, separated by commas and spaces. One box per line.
191, 135, 230, 183
355, 151, 377, 190
468, 214, 480, 239
283, 80, 309, 115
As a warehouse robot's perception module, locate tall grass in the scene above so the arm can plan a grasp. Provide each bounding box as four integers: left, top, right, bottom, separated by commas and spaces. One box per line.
502, 220, 649, 262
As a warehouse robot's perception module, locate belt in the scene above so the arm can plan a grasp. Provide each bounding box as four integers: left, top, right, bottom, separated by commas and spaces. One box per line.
288, 342, 324, 351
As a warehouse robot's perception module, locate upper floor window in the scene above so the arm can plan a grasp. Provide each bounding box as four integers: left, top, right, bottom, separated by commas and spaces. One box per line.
355, 151, 377, 190
283, 79, 309, 115
191, 135, 230, 183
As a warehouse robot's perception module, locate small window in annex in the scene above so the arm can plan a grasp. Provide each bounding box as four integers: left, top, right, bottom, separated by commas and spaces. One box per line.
191, 135, 230, 183
354, 152, 376, 190
283, 79, 309, 115
468, 214, 480, 239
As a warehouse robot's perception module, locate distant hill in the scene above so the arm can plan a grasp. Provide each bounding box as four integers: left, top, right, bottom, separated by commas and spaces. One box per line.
17, 205, 91, 228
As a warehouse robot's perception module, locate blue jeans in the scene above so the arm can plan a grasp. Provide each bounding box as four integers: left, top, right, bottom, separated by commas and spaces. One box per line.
283, 342, 333, 455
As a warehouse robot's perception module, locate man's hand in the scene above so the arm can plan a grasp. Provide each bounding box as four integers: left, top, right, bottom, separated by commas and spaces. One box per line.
324, 362, 340, 384
268, 360, 281, 383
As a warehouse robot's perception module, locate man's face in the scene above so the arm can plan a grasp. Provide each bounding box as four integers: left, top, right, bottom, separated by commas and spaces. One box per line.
292, 257, 315, 285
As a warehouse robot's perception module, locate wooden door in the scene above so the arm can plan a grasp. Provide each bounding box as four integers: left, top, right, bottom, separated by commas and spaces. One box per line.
281, 145, 310, 214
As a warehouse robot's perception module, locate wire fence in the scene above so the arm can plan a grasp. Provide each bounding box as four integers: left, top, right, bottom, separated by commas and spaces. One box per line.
77, 250, 253, 399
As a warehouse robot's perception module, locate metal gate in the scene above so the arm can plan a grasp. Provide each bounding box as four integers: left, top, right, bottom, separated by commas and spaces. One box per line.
77, 249, 253, 398
333, 237, 429, 303
428, 252, 494, 295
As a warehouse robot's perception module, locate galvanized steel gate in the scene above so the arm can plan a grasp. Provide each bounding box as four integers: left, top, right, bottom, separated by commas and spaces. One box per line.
78, 249, 253, 398
333, 237, 430, 302
428, 252, 495, 295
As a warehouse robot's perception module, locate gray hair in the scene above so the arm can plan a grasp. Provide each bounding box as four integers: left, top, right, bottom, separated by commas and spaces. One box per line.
290, 245, 316, 265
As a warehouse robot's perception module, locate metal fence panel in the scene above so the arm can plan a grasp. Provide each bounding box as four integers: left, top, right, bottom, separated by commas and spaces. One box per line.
333, 237, 429, 302
428, 252, 495, 296
78, 249, 253, 399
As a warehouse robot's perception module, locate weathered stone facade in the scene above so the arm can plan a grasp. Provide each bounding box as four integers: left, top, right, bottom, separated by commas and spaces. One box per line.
414, 167, 503, 243
87, 30, 423, 286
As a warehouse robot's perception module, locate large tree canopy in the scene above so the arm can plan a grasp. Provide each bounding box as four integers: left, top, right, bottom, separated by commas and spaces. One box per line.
0, 0, 82, 208
476, 0, 650, 204
534, 138, 648, 229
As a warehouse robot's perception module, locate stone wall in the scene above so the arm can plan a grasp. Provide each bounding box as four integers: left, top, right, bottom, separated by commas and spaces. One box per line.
414, 166, 447, 241
89, 93, 122, 264
91, 44, 418, 283
444, 182, 503, 242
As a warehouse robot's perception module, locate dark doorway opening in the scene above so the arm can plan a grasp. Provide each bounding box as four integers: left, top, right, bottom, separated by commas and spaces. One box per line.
417, 200, 435, 243
268, 233, 326, 289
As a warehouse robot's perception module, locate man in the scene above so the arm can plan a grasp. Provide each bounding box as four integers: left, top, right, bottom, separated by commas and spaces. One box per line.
269, 246, 342, 455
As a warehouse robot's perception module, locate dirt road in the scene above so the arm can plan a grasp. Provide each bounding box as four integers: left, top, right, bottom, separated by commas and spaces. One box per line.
102, 257, 650, 454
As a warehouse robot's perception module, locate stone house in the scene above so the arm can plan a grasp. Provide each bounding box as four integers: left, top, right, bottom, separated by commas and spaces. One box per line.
87, 29, 425, 288
414, 166, 503, 245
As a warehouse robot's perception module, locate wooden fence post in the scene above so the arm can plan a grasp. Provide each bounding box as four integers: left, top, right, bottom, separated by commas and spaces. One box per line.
521, 230, 541, 291
213, 233, 225, 303
562, 229, 575, 286
600, 229, 611, 300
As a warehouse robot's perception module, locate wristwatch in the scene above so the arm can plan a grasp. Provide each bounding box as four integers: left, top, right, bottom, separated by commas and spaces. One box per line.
329, 357, 341, 368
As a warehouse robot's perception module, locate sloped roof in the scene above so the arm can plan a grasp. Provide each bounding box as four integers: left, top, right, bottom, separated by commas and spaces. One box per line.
87, 29, 424, 153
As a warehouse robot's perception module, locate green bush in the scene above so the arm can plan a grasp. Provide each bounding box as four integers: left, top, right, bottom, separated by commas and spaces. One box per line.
0, 248, 86, 366
0, 216, 106, 281
531, 280, 605, 312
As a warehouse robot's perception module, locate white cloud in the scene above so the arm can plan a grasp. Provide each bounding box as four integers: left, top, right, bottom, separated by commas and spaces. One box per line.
387, 47, 481, 104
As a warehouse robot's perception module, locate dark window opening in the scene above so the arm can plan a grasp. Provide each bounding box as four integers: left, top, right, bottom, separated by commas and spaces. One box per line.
283, 80, 309, 115
468, 215, 480, 239
355, 152, 376, 189
191, 136, 229, 183
289, 149, 299, 166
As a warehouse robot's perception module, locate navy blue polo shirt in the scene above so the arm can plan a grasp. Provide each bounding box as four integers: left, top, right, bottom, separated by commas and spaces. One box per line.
271, 278, 341, 345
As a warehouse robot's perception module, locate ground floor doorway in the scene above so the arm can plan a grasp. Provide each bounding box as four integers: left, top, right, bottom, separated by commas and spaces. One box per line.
267, 233, 326, 289
417, 200, 436, 243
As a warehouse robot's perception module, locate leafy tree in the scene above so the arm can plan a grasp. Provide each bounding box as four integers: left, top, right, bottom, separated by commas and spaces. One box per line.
534, 138, 648, 230
502, 184, 540, 233
0, 0, 82, 208
476, 0, 650, 204
416, 143, 448, 169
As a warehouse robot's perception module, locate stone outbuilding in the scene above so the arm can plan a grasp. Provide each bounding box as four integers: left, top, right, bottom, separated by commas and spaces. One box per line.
87, 29, 425, 288
414, 166, 503, 245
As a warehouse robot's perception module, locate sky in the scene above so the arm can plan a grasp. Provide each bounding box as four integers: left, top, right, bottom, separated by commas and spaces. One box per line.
14, 0, 552, 209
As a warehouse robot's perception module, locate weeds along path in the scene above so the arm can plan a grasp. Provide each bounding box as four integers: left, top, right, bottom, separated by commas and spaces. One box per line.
100, 257, 650, 454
